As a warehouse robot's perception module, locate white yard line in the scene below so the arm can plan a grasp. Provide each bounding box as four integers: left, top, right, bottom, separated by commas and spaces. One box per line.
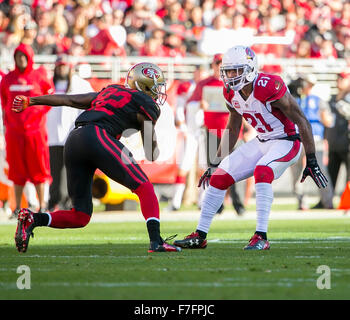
0, 209, 348, 225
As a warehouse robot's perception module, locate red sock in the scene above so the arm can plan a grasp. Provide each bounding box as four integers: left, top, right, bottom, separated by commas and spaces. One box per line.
48, 208, 91, 228
134, 181, 159, 221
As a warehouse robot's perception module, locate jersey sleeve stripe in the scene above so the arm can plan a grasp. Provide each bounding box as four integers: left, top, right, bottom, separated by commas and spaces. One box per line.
140, 106, 154, 122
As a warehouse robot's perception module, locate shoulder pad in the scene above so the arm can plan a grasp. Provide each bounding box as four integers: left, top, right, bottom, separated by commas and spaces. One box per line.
254, 73, 287, 103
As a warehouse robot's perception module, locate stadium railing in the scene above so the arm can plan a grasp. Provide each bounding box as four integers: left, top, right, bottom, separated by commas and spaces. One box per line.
0, 53, 349, 99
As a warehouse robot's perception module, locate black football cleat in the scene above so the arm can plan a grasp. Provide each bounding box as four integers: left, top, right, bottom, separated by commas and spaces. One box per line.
15, 208, 36, 253
173, 232, 207, 249
148, 235, 181, 252
243, 234, 270, 250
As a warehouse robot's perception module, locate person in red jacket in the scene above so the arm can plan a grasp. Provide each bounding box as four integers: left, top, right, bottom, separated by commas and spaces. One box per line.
187, 53, 246, 215
0, 43, 54, 217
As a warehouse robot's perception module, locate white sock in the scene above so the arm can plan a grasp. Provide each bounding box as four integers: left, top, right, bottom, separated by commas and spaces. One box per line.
255, 183, 273, 233
172, 183, 186, 209
197, 186, 226, 234
46, 212, 52, 226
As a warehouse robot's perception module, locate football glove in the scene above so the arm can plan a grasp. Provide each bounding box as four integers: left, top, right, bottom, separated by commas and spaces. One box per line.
300, 153, 328, 188
12, 95, 30, 113
198, 166, 218, 189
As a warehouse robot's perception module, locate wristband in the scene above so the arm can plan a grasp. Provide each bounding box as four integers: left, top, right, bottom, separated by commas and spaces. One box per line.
306, 153, 316, 160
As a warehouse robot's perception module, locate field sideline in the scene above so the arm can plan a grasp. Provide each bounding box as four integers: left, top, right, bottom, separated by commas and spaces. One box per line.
0, 207, 349, 300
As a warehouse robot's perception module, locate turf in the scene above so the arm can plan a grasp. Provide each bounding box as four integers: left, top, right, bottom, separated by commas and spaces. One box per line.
0, 217, 349, 300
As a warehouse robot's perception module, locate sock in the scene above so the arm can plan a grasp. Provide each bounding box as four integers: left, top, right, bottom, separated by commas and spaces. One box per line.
146, 219, 161, 243
255, 231, 267, 240
48, 208, 91, 228
255, 182, 273, 234
134, 181, 159, 221
33, 212, 50, 227
196, 186, 226, 234
196, 229, 207, 239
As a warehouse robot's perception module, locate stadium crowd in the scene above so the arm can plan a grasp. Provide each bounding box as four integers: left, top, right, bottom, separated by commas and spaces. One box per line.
0, 0, 349, 61
0, 0, 350, 218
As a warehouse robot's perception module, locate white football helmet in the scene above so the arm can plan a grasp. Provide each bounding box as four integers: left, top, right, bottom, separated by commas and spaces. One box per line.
220, 46, 258, 91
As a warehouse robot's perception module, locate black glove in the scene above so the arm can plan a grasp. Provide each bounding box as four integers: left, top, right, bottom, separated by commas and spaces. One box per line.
300, 153, 328, 188
198, 165, 218, 189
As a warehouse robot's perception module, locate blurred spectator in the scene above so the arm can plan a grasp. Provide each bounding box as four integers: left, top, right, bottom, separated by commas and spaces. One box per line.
3, 11, 26, 50
0, 43, 54, 217
326, 72, 350, 204
34, 10, 57, 54
289, 39, 312, 58
163, 2, 186, 26
169, 65, 207, 211
197, 13, 231, 56
47, 55, 93, 211
290, 74, 334, 210
89, 12, 126, 57
124, 9, 148, 55
0, 0, 349, 64
186, 5, 204, 41
139, 35, 167, 57
189, 53, 245, 215
67, 5, 89, 40
21, 20, 37, 46
164, 25, 187, 58
0, 8, 9, 32
68, 35, 87, 57
318, 38, 338, 59
201, 0, 218, 27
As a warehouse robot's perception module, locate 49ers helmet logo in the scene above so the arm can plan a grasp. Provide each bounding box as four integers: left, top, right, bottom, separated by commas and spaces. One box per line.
142, 67, 160, 79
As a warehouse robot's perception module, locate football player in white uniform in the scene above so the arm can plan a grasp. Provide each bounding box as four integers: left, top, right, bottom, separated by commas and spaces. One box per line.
174, 45, 328, 250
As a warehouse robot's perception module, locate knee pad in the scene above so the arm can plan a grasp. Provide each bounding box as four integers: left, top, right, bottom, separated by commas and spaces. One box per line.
254, 165, 274, 184
209, 168, 235, 190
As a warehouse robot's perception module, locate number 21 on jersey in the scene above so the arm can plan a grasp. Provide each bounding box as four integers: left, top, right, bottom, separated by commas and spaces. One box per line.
242, 112, 273, 133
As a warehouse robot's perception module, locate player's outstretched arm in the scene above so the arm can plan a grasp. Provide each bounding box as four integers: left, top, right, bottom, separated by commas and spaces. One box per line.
12, 93, 98, 112
271, 91, 328, 188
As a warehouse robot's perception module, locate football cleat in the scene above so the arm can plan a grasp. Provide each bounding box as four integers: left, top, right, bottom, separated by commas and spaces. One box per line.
173, 232, 207, 249
148, 235, 181, 252
15, 208, 36, 253
243, 234, 270, 250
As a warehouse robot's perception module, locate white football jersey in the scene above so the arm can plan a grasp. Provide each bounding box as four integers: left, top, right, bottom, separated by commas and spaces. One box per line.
223, 73, 298, 140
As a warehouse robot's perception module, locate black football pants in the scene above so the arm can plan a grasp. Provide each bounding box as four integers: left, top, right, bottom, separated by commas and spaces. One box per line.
64, 124, 148, 215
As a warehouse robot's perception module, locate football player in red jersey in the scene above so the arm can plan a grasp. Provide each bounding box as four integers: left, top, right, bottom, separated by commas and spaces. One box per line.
174, 46, 328, 250
12, 62, 181, 254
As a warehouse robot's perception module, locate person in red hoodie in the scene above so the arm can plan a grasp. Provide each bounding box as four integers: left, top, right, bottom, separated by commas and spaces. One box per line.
0, 43, 54, 218
178, 54, 246, 215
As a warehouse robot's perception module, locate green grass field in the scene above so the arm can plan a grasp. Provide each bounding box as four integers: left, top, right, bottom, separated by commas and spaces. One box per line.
0, 216, 350, 300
